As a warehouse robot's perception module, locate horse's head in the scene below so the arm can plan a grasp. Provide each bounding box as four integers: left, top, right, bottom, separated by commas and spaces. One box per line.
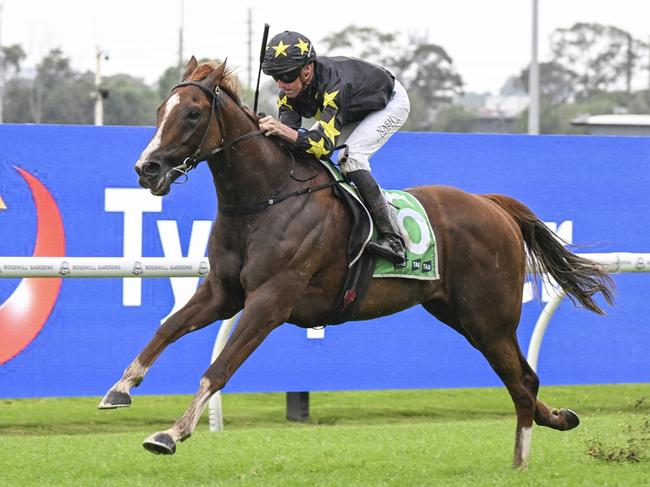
135, 56, 231, 196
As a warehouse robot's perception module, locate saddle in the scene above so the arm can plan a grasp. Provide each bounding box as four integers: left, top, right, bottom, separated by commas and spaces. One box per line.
325, 171, 376, 325
316, 159, 439, 325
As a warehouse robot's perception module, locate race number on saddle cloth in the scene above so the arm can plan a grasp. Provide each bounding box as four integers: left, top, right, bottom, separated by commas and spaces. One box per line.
373, 190, 439, 279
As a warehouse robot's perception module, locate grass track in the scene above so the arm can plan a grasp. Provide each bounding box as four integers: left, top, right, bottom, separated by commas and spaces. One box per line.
1, 384, 649, 486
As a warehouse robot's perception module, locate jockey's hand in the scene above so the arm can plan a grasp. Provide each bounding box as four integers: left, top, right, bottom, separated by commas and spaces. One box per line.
259, 116, 298, 144
258, 115, 280, 135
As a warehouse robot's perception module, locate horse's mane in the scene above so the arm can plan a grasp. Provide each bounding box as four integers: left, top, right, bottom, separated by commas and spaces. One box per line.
190, 62, 258, 122
187, 60, 296, 155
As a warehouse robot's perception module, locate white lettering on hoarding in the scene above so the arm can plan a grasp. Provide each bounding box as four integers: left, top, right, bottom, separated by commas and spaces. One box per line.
157, 220, 212, 323
105, 188, 162, 306
105, 188, 212, 322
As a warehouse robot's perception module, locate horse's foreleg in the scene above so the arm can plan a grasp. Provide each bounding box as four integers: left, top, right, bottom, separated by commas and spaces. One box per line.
141, 289, 293, 455
98, 277, 238, 409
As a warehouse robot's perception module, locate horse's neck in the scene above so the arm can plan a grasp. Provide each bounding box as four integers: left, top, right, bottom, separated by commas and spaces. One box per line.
208, 105, 293, 209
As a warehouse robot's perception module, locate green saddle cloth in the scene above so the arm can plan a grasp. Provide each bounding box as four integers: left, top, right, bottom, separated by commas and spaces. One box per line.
373, 189, 439, 280
317, 159, 439, 281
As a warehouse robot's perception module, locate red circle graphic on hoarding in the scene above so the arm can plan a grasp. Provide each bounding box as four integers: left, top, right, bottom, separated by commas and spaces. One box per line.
0, 167, 66, 364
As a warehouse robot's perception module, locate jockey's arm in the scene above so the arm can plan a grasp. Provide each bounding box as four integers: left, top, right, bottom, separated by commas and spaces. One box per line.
261, 83, 344, 161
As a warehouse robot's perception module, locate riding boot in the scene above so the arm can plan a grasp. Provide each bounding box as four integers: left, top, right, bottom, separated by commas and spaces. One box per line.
347, 170, 406, 265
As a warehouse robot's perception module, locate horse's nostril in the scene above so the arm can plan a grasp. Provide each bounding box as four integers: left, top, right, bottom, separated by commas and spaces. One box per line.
142, 161, 162, 178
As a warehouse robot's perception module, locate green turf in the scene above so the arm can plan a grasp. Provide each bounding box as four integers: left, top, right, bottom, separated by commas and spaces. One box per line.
1, 384, 649, 486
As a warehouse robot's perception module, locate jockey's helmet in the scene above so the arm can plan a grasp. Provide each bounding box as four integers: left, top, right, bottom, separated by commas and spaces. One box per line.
262, 31, 317, 81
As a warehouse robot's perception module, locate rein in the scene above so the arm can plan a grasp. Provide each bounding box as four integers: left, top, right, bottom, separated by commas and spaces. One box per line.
169, 79, 345, 217
218, 180, 341, 216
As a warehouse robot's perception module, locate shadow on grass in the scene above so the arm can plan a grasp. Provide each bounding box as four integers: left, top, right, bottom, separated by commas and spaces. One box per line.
0, 416, 175, 436
2, 385, 648, 437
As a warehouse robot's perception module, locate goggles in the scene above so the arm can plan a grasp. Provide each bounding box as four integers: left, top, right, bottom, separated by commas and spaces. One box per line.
271, 67, 302, 83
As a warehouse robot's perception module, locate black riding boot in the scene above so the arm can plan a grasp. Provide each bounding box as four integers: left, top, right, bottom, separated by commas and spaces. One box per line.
348, 170, 406, 265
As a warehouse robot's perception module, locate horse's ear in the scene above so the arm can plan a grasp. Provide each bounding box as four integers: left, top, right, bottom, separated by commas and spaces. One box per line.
181, 56, 199, 81
205, 58, 228, 89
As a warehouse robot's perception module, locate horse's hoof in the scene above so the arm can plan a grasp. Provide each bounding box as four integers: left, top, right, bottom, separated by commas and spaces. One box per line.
564, 408, 580, 430
97, 390, 132, 409
143, 433, 177, 455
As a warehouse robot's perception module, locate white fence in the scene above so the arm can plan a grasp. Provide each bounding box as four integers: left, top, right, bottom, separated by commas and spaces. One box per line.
2, 252, 649, 431
525, 252, 650, 371
0, 257, 209, 278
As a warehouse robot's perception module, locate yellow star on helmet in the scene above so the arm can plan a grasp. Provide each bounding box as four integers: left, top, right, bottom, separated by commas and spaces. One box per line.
277, 94, 293, 110
322, 90, 339, 110
294, 38, 310, 55
306, 137, 330, 159
270, 40, 290, 58
319, 116, 341, 145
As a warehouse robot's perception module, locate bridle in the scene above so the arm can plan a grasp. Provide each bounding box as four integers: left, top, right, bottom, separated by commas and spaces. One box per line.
165, 79, 344, 217
166, 80, 265, 183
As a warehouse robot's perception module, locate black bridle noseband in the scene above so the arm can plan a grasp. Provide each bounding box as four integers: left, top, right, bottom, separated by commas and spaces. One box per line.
166, 80, 264, 182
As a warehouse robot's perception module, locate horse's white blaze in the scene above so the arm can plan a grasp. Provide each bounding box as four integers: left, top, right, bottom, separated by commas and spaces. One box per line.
136, 93, 181, 168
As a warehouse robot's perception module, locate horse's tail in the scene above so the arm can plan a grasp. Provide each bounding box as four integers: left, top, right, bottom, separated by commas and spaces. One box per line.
485, 194, 615, 315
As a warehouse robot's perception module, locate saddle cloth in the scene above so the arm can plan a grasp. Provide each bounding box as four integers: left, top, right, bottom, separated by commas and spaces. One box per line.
319, 159, 440, 281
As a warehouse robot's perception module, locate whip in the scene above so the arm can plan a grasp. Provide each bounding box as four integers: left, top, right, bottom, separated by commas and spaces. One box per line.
253, 23, 270, 114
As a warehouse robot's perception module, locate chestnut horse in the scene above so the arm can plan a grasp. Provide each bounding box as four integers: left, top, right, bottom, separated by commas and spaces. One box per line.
98, 58, 613, 468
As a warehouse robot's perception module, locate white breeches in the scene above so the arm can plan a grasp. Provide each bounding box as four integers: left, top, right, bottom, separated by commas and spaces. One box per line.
337, 80, 410, 173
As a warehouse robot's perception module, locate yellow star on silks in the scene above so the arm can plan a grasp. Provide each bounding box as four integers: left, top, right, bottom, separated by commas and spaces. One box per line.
294, 38, 310, 54
277, 94, 293, 110
314, 108, 322, 121
0, 194, 6, 210
319, 117, 341, 145
270, 40, 290, 58
322, 90, 339, 110
306, 137, 330, 159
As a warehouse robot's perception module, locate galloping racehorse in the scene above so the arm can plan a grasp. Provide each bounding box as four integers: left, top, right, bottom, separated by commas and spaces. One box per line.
98, 58, 614, 468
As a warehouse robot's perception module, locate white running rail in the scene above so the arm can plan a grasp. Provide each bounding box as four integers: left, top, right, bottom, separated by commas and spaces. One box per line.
0, 256, 209, 278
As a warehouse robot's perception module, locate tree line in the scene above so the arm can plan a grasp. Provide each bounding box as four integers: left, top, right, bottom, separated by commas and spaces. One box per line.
1, 22, 648, 133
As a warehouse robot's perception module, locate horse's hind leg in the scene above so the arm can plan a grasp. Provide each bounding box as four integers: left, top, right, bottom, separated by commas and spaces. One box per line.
475, 333, 539, 469
516, 351, 580, 431
423, 300, 537, 469
429, 307, 579, 468
98, 276, 239, 409
469, 329, 579, 466
501, 341, 580, 431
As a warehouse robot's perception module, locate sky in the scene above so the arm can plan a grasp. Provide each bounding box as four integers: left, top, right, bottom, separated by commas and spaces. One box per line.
2, 0, 650, 95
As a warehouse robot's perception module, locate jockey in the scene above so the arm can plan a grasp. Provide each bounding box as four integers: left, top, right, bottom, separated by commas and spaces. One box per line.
258, 30, 410, 265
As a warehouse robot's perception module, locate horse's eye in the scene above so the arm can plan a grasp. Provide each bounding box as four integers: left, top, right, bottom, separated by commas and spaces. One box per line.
188, 110, 201, 120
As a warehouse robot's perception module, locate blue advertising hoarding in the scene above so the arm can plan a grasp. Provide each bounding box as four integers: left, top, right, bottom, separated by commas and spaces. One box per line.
1, 124, 649, 398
